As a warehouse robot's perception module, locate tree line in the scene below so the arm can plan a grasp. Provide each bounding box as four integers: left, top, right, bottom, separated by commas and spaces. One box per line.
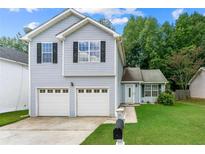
123, 12, 205, 90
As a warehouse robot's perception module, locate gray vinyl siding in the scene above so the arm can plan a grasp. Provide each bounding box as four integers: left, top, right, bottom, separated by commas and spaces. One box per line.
63, 23, 115, 76
117, 47, 124, 107
29, 14, 116, 117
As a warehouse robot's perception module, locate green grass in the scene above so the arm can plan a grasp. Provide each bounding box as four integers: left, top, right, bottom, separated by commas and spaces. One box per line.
82, 101, 205, 145
0, 110, 29, 127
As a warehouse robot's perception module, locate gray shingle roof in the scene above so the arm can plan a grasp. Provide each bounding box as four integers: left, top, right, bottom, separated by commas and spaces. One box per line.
122, 67, 168, 83
141, 69, 168, 82
0, 47, 28, 64
122, 67, 143, 82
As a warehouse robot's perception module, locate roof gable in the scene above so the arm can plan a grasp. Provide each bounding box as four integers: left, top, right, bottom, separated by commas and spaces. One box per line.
56, 17, 120, 40
188, 67, 205, 85
21, 9, 85, 42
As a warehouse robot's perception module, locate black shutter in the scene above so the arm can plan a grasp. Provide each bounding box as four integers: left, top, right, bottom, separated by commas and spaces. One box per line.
53, 43, 58, 63
37, 43, 42, 63
73, 42, 78, 63
101, 41, 106, 62
141, 84, 144, 97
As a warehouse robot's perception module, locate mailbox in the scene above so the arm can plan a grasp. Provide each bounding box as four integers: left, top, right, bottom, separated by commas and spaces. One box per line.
113, 119, 124, 140
113, 128, 122, 140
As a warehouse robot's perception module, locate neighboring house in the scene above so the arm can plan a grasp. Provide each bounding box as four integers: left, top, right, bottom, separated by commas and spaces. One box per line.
0, 47, 28, 113
188, 67, 205, 99
122, 67, 168, 104
21, 9, 167, 117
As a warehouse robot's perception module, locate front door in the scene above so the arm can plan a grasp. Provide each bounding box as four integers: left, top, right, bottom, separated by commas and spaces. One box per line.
125, 85, 134, 103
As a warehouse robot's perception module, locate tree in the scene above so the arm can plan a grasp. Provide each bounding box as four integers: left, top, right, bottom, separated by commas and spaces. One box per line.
123, 11, 205, 90
167, 46, 203, 90
98, 18, 115, 31
123, 16, 161, 68
173, 12, 205, 49
0, 33, 28, 53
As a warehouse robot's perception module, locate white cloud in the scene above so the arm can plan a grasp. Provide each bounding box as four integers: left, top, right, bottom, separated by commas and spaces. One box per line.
9, 8, 20, 12
25, 8, 39, 13
25, 22, 40, 29
172, 9, 184, 20
8, 8, 39, 13
110, 17, 129, 25
76, 8, 143, 19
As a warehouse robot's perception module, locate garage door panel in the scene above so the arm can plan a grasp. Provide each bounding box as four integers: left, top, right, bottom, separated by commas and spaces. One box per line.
77, 88, 109, 116
38, 89, 69, 116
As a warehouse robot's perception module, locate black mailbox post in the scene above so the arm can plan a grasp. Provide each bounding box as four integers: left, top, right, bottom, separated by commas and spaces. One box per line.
113, 119, 124, 141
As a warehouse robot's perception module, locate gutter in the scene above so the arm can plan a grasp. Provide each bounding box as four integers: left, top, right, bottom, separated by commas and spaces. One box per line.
0, 57, 28, 66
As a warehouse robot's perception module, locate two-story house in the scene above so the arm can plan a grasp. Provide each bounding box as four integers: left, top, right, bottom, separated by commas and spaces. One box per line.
21, 9, 167, 117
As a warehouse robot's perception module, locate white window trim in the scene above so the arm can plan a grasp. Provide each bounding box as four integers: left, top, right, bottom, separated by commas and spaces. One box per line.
41, 42, 53, 63
78, 40, 101, 63
144, 84, 159, 97
151, 84, 159, 97
144, 84, 152, 97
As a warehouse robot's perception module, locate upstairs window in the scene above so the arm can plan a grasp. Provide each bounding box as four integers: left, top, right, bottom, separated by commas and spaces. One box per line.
42, 43, 53, 63
78, 41, 100, 63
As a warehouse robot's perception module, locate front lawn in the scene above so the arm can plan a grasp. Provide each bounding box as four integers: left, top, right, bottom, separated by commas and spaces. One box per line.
82, 101, 205, 145
0, 110, 29, 127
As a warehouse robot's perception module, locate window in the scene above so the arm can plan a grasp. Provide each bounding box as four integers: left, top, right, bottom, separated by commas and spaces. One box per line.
40, 89, 45, 93
101, 89, 108, 93
78, 89, 84, 93
78, 41, 100, 62
144, 84, 159, 97
62, 89, 68, 93
94, 89, 100, 93
42, 43, 53, 63
128, 88, 131, 97
86, 89, 92, 93
78, 42, 89, 62
47, 89, 53, 93
55, 89, 61, 93
152, 84, 158, 97
144, 84, 151, 97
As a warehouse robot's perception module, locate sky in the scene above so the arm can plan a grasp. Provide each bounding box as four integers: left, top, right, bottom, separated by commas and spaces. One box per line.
0, 8, 205, 37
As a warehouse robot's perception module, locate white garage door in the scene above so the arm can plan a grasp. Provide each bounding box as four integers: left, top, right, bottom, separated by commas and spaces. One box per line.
38, 88, 69, 116
77, 88, 109, 116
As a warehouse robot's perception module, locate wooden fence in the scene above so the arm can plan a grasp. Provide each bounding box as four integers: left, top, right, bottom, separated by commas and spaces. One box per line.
174, 90, 190, 100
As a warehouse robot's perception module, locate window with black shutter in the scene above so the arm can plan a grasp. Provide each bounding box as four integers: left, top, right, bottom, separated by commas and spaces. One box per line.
53, 43, 58, 63
37, 43, 42, 63
101, 41, 106, 62
73, 42, 78, 63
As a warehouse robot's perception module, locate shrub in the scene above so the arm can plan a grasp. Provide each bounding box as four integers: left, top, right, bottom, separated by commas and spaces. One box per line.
158, 92, 175, 105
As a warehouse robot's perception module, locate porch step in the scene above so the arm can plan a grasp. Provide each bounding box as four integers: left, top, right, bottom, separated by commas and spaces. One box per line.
120, 103, 140, 107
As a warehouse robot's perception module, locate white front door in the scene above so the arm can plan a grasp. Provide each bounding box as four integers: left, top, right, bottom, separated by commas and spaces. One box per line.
125, 85, 134, 103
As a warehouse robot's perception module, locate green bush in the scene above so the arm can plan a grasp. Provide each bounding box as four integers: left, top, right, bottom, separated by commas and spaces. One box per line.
158, 92, 175, 105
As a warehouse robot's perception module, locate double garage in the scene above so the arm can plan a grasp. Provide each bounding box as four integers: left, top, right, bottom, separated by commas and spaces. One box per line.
38, 88, 109, 116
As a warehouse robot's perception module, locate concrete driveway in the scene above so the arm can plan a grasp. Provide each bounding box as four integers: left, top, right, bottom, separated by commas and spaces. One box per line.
0, 117, 107, 145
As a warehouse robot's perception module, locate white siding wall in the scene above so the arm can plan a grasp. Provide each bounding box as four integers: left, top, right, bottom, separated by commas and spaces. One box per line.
0, 59, 28, 113
190, 71, 205, 98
